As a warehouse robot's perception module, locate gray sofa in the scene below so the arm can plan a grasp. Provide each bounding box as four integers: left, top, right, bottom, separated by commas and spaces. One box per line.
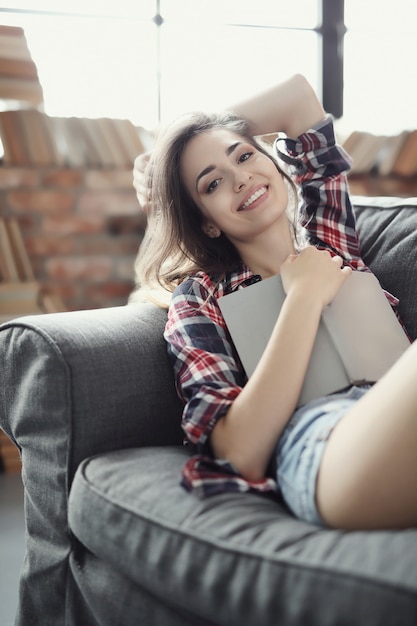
1, 196, 417, 626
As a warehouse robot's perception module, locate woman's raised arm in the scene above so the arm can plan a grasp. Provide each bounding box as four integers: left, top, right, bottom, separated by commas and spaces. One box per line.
228, 74, 326, 139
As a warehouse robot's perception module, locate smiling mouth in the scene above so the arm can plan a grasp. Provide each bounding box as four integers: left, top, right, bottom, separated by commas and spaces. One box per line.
238, 186, 268, 211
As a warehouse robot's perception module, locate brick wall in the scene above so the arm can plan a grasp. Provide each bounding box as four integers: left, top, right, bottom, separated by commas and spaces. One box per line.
0, 166, 146, 311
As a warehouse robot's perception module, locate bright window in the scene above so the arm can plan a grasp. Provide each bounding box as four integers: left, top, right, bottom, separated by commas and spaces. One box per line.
0, 1, 320, 129
343, 0, 417, 134
1, 1, 416, 135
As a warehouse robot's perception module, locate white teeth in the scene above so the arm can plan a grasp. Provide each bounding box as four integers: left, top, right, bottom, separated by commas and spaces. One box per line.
241, 187, 266, 210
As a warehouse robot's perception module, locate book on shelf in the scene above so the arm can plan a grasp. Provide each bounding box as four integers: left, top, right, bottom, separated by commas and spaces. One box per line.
40, 291, 67, 314
82, 117, 117, 167
0, 218, 20, 281
3, 217, 35, 281
0, 25, 44, 109
0, 57, 39, 81
342, 129, 417, 178
343, 131, 388, 174
41, 113, 66, 166
0, 280, 43, 316
54, 116, 86, 168
20, 108, 55, 166
0, 217, 66, 320
112, 118, 146, 165
48, 116, 74, 167
0, 25, 30, 60
96, 117, 135, 167
377, 130, 410, 176
390, 130, 417, 177
76, 117, 102, 167
0, 109, 31, 166
0, 108, 152, 168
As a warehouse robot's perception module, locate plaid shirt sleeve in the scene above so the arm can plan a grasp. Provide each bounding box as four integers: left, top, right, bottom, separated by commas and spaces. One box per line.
279, 115, 366, 268
165, 273, 278, 497
164, 272, 244, 448
278, 114, 399, 309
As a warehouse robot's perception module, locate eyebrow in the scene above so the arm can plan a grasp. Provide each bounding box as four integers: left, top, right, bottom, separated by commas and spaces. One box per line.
195, 141, 242, 191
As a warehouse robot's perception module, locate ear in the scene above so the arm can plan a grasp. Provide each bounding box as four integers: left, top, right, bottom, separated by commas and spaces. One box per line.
203, 222, 221, 239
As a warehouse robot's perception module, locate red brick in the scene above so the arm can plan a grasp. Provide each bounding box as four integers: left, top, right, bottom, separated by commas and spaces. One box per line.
7, 189, 74, 214
41, 169, 84, 188
78, 190, 139, 216
84, 281, 134, 308
106, 214, 147, 235
1, 164, 144, 311
42, 215, 105, 236
0, 168, 39, 189
25, 235, 74, 257
85, 169, 134, 190
45, 256, 113, 281
115, 258, 136, 281
75, 235, 140, 256
11, 214, 41, 234
44, 282, 80, 311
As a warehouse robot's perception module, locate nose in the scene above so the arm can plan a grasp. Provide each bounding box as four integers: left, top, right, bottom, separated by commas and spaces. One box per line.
233, 167, 252, 192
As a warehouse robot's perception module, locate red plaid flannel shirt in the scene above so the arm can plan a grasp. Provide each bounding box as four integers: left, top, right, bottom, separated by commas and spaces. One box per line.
164, 115, 399, 498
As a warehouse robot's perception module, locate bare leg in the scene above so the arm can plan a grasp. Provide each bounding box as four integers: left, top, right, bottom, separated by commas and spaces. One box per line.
316, 339, 417, 530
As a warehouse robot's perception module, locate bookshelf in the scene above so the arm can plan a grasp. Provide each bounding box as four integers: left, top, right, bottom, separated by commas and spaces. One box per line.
0, 109, 152, 169
348, 174, 417, 198
0, 24, 44, 109
0, 217, 42, 323
342, 128, 417, 197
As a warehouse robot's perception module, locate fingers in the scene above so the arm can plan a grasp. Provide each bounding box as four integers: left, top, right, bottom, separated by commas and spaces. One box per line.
134, 151, 151, 173
329, 254, 352, 277
133, 151, 153, 214
281, 247, 353, 304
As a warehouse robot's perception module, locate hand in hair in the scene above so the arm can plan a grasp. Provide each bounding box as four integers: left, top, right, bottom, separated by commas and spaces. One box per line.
133, 151, 153, 215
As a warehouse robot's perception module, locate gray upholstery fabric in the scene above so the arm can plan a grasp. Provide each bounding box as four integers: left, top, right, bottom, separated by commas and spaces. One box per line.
0, 304, 182, 626
1, 196, 417, 626
353, 196, 417, 340
69, 447, 417, 626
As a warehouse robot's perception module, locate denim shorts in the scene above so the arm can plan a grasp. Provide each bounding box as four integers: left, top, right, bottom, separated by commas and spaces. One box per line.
275, 385, 371, 526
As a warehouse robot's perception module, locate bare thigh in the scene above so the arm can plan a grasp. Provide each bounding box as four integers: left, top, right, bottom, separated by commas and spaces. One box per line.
316, 339, 417, 530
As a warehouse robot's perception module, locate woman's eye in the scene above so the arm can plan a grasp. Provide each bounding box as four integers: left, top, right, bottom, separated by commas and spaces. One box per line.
239, 151, 253, 163
207, 179, 220, 193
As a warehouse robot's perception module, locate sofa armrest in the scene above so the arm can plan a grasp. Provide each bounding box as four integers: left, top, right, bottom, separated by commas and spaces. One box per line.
1, 303, 182, 479
0, 303, 182, 626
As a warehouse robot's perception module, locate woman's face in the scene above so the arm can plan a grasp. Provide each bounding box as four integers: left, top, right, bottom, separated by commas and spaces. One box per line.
180, 128, 289, 247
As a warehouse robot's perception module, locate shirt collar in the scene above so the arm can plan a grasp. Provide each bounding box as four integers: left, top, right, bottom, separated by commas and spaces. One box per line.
223, 264, 262, 293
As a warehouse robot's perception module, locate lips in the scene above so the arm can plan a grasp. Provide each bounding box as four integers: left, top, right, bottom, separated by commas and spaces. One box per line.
238, 186, 268, 211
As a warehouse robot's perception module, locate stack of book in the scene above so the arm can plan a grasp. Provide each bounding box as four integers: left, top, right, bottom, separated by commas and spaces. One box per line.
0, 24, 44, 109
342, 129, 417, 177
0, 216, 43, 322
0, 109, 152, 168
0, 216, 66, 322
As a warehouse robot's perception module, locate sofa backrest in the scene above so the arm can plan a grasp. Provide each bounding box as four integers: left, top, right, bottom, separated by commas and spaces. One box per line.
353, 196, 417, 340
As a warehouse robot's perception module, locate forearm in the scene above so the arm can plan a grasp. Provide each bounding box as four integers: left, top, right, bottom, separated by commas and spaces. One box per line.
210, 290, 322, 481
229, 74, 326, 139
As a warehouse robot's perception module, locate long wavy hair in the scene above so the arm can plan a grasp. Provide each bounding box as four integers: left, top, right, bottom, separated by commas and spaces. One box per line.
133, 111, 299, 304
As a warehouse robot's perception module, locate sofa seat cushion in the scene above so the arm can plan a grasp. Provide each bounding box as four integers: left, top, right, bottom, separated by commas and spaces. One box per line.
69, 447, 417, 626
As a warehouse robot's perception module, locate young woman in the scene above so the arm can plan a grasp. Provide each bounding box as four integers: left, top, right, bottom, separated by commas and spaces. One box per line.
133, 74, 417, 530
